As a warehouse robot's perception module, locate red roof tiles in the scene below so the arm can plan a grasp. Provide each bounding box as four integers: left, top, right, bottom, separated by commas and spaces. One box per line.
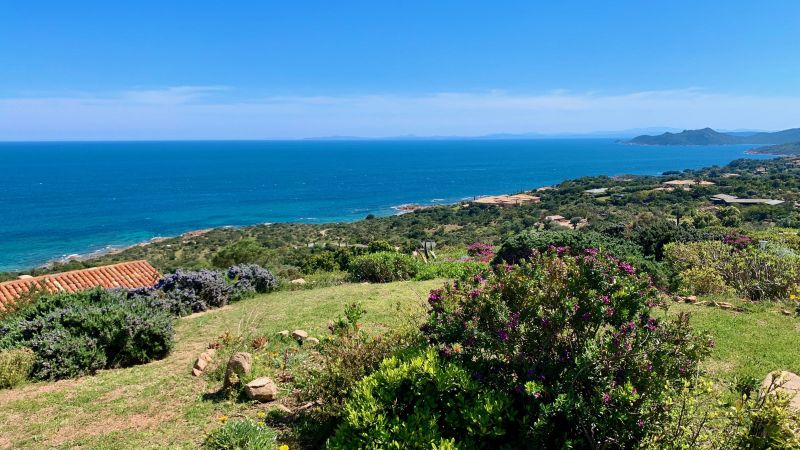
0, 260, 161, 311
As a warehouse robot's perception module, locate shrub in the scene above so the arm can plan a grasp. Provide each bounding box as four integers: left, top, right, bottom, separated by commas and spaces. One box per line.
211, 238, 268, 268
0, 289, 174, 380
665, 241, 800, 300
493, 229, 641, 265
328, 348, 515, 449
349, 252, 419, 282
301, 251, 340, 273
297, 303, 423, 447
414, 261, 486, 281
678, 267, 732, 296
227, 264, 277, 294
466, 242, 494, 262
203, 417, 277, 450
629, 220, 699, 260
0, 347, 35, 388
418, 249, 713, 448
367, 239, 395, 253
155, 269, 233, 314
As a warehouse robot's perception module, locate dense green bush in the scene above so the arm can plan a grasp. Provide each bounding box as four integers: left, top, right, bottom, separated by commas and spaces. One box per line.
349, 252, 419, 282
413, 260, 486, 281
629, 220, 699, 260
302, 251, 340, 273
367, 239, 395, 253
0, 347, 35, 388
665, 241, 800, 300
328, 348, 515, 449
0, 289, 174, 380
678, 266, 733, 296
211, 238, 269, 268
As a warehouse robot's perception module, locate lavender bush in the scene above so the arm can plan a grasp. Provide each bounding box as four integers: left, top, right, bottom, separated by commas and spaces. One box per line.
0, 288, 174, 380
227, 264, 277, 294
155, 269, 233, 313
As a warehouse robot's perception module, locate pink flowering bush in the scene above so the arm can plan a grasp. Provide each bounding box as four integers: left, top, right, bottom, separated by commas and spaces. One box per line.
466, 242, 495, 262
421, 248, 713, 448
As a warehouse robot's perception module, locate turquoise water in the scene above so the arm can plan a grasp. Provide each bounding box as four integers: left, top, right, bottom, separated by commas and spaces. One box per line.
0, 139, 770, 271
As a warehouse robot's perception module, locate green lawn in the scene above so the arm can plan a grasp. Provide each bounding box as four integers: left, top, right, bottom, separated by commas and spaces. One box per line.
0, 280, 440, 450
1, 280, 798, 449
669, 302, 800, 382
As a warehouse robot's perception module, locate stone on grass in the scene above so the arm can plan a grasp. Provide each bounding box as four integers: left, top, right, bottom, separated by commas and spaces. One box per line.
292, 329, 309, 340
277, 330, 290, 338
760, 371, 800, 411
245, 377, 278, 402
224, 352, 253, 388
191, 349, 216, 376
290, 278, 307, 285
305, 337, 320, 345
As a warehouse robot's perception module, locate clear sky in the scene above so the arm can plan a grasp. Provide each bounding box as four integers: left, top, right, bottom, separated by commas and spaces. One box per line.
2, 1, 799, 140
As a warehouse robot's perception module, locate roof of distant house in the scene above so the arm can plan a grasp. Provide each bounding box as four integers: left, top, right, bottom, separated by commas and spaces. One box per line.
0, 260, 161, 310
663, 179, 715, 186
473, 193, 540, 206
710, 194, 785, 206
584, 188, 608, 195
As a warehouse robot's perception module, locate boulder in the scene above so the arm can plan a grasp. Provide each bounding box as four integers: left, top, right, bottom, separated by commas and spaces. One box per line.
290, 278, 307, 285
224, 352, 253, 388
305, 337, 320, 345
277, 330, 290, 338
245, 377, 278, 402
292, 329, 309, 340
760, 371, 800, 411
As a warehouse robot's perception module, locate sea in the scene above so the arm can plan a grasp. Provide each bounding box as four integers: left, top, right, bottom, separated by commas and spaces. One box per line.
0, 139, 773, 271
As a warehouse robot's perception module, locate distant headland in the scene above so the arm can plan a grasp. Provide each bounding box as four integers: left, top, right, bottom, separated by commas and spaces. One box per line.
625, 127, 800, 151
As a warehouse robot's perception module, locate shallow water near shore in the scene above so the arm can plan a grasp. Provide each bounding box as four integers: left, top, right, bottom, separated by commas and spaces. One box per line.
0, 139, 771, 271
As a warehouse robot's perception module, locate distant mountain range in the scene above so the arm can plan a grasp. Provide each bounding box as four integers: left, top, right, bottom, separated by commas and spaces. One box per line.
626, 127, 800, 146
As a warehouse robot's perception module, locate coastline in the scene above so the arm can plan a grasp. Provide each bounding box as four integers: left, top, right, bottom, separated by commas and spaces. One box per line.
0, 141, 774, 273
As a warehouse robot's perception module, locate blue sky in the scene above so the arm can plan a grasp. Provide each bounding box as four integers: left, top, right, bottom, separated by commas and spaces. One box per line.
2, 1, 799, 139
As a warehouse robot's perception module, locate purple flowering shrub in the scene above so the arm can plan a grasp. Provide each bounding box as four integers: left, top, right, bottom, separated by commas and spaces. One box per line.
422, 248, 713, 448
723, 231, 753, 250
227, 264, 277, 299
155, 269, 233, 314
0, 288, 174, 380
466, 242, 495, 262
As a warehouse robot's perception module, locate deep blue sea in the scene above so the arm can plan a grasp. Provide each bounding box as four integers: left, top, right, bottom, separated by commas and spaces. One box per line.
0, 139, 772, 271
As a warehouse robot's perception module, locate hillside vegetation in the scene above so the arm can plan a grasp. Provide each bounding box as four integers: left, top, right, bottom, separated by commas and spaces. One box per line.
627, 127, 800, 146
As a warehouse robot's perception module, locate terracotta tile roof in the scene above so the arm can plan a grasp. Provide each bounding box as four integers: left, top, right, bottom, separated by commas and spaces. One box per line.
0, 260, 161, 311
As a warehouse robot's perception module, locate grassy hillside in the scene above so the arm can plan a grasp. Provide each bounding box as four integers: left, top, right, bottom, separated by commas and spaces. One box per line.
1, 279, 799, 449
0, 280, 439, 449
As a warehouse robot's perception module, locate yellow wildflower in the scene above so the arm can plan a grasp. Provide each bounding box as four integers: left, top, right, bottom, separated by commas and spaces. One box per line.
279, 445, 289, 450
217, 415, 228, 423
256, 411, 266, 418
